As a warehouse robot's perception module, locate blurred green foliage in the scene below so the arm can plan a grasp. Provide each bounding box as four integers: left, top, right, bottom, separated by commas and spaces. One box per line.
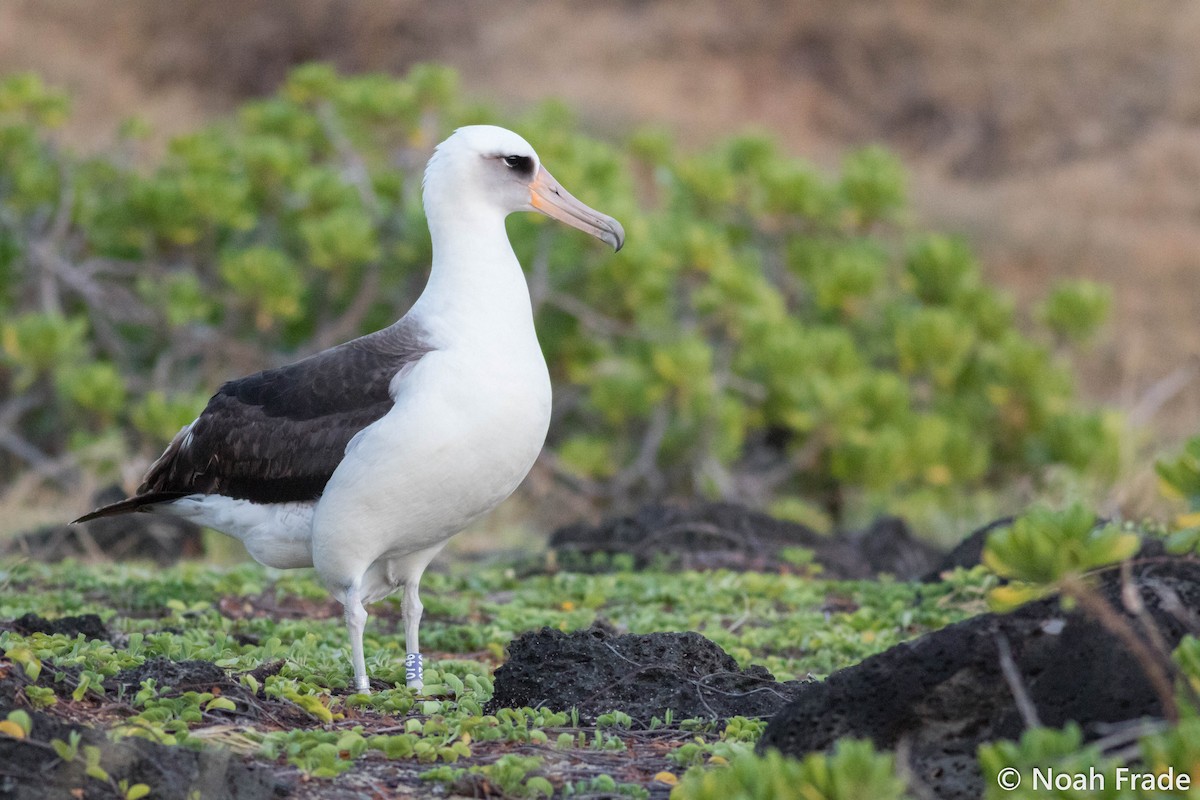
978, 724, 1113, 800
1156, 435, 1200, 513
0, 66, 1118, 524
982, 504, 1140, 609
1039, 279, 1112, 345
673, 740, 908, 800
1154, 435, 1200, 554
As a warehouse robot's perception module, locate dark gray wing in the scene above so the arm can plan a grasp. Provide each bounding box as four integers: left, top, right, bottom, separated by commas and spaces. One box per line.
75, 320, 432, 520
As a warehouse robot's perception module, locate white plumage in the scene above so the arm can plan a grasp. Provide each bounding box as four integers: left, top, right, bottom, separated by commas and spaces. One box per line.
76, 126, 625, 691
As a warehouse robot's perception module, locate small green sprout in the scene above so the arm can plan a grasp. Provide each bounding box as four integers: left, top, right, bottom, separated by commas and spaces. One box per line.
23, 685, 56, 709
50, 730, 82, 762
83, 744, 109, 781
982, 504, 1138, 610
597, 710, 634, 729
422, 754, 553, 798
1156, 434, 1200, 554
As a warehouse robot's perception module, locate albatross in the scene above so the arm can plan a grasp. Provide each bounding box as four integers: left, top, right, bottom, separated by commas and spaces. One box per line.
75, 125, 625, 692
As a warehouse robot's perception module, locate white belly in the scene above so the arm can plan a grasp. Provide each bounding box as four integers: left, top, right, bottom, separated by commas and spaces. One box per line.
160, 496, 315, 569
310, 346, 551, 591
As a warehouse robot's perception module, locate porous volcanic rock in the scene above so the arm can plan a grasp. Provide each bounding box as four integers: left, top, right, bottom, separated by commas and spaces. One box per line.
107, 657, 232, 694
485, 625, 806, 724
9, 612, 109, 640
0, 694, 284, 800
759, 556, 1200, 800
550, 502, 941, 579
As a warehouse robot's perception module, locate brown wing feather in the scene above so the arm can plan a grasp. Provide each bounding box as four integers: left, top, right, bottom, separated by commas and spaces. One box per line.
73, 320, 432, 522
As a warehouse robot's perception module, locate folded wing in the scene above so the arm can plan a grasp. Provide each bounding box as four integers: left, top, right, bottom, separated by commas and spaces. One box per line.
75, 320, 432, 521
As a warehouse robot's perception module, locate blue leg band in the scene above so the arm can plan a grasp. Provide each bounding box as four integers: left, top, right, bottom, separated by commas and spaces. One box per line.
405, 652, 424, 687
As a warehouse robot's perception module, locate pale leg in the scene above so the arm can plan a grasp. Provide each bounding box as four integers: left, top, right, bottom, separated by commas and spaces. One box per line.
403, 579, 425, 690
343, 583, 371, 693
382, 542, 447, 692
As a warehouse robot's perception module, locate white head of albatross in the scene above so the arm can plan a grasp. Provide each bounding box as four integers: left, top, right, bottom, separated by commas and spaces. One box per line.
423, 125, 623, 252
74, 125, 625, 693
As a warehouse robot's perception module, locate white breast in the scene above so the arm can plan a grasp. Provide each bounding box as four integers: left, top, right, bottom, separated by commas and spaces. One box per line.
309, 337, 550, 588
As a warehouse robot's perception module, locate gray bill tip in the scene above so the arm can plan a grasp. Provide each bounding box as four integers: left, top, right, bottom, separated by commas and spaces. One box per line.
602, 217, 625, 252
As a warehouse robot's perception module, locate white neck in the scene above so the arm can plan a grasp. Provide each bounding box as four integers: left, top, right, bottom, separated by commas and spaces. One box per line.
409, 197, 537, 348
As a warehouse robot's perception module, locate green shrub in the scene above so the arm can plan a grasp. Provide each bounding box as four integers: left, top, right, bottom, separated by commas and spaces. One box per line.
1039, 279, 1112, 345
0, 66, 1119, 525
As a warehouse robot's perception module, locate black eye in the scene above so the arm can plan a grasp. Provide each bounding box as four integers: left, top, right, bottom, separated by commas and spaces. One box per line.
503, 155, 533, 172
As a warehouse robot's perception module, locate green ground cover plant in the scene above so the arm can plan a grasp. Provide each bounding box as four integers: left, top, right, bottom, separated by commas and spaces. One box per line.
0, 556, 985, 796
4, 518, 1199, 798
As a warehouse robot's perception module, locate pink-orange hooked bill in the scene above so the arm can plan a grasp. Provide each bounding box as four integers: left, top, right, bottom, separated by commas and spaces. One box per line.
529, 167, 624, 251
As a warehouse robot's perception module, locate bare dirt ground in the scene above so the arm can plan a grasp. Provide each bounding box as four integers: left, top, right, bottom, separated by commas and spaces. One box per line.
2, 0, 1198, 441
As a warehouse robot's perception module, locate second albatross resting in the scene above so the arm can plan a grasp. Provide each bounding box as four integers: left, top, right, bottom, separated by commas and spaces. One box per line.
75, 125, 625, 692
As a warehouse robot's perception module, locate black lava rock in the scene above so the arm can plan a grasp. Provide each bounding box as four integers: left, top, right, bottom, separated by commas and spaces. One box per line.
0, 664, 285, 800
107, 657, 232, 694
550, 501, 941, 579
0, 711, 285, 800
759, 556, 1200, 800
486, 625, 807, 724
11, 612, 109, 640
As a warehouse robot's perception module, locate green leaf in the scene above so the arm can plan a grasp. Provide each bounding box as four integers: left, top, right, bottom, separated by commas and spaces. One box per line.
205, 696, 237, 712
125, 784, 152, 800
299, 208, 380, 271
905, 235, 979, 305
285, 691, 334, 724
1039, 279, 1112, 344
220, 246, 306, 326
673, 740, 906, 800
5, 646, 42, 681
1, 313, 89, 386
50, 731, 81, 762
982, 505, 1140, 590
4, 710, 32, 737
84, 745, 110, 781
1157, 435, 1200, 513
57, 361, 128, 418
558, 434, 619, 479
840, 145, 906, 223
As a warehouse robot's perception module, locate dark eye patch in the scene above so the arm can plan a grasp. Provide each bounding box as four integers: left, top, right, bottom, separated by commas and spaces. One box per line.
502, 154, 534, 174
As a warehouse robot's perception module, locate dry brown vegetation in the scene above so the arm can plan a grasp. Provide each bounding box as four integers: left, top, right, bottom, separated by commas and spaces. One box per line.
1, 0, 1197, 437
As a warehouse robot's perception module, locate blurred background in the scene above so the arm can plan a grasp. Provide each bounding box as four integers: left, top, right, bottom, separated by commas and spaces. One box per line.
1, 0, 1198, 557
